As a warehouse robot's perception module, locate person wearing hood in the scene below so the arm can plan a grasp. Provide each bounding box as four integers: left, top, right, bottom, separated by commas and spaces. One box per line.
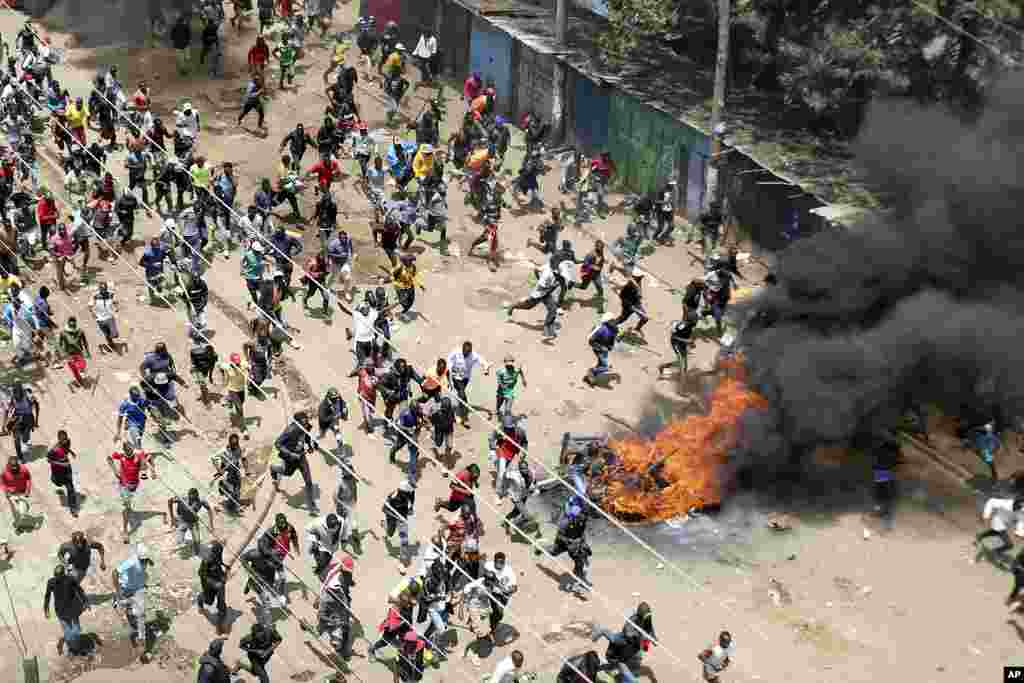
305, 512, 343, 577
584, 313, 620, 386
235, 621, 282, 683
196, 638, 231, 682
317, 387, 349, 449
271, 411, 319, 514
197, 542, 229, 633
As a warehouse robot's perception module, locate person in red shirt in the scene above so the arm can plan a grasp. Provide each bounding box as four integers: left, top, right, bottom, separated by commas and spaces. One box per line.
434, 463, 480, 513
278, 0, 294, 17
463, 72, 482, 109
132, 81, 150, 112
109, 443, 156, 543
258, 513, 299, 602
36, 189, 58, 247
589, 151, 617, 213
356, 359, 378, 433
248, 36, 270, 78
47, 430, 79, 517
306, 153, 341, 194
1, 455, 32, 540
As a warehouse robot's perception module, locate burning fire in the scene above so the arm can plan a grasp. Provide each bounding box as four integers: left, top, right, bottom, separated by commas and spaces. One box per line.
603, 364, 767, 521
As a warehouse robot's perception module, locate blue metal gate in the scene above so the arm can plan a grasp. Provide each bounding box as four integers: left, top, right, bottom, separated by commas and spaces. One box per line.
469, 21, 514, 115
573, 73, 610, 155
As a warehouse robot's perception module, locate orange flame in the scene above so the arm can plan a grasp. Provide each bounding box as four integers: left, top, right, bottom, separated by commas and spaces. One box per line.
603, 366, 767, 521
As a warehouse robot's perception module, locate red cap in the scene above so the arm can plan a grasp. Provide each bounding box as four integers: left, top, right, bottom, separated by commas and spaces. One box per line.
230, 353, 241, 364
341, 556, 354, 570
403, 630, 420, 642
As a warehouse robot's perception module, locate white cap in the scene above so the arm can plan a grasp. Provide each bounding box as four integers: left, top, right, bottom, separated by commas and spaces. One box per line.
136, 543, 150, 560
601, 312, 617, 323
398, 480, 414, 493
396, 43, 407, 51
163, 218, 176, 229
251, 241, 264, 252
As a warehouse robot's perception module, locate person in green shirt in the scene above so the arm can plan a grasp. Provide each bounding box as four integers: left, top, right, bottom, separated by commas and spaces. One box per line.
57, 317, 92, 388
494, 354, 527, 418
240, 240, 265, 307
272, 40, 298, 90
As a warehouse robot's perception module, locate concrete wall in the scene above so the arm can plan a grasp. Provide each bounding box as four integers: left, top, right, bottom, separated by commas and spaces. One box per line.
34, 0, 190, 46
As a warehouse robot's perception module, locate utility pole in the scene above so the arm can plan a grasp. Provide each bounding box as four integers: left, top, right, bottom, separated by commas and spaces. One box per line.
552, 0, 569, 142
705, 0, 731, 211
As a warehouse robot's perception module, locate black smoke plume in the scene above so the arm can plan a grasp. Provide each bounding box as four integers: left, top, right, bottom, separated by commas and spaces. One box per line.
734, 74, 1024, 469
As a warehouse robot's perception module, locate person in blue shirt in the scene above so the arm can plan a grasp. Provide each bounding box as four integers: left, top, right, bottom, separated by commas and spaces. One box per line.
584, 313, 620, 385
115, 386, 154, 449
112, 544, 154, 653
388, 401, 424, 484
138, 237, 167, 305
34, 285, 54, 361
969, 422, 1002, 480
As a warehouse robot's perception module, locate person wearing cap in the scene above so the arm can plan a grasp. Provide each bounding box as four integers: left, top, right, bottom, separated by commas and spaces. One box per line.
240, 239, 266, 308
446, 341, 491, 427
271, 411, 319, 514
235, 621, 283, 683
112, 543, 154, 652
412, 143, 436, 180
315, 552, 355, 660
396, 628, 429, 681
699, 631, 734, 682
196, 637, 231, 682
167, 487, 214, 557
280, 122, 316, 170
653, 179, 678, 242
585, 312, 621, 386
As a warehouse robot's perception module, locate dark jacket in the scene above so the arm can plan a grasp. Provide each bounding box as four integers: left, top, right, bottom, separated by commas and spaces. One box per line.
170, 21, 191, 50
44, 574, 88, 621
275, 422, 314, 458
196, 654, 231, 683
240, 626, 282, 664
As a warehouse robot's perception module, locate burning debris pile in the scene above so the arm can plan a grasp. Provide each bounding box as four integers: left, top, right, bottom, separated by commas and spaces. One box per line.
601, 367, 768, 522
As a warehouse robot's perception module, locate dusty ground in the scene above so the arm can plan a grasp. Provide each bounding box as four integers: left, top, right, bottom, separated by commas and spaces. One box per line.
0, 4, 1019, 683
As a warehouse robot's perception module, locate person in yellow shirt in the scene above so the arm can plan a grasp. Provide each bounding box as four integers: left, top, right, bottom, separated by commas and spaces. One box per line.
391, 253, 424, 320
412, 144, 435, 180
219, 352, 248, 436
66, 96, 89, 146
383, 44, 405, 79
189, 156, 213, 209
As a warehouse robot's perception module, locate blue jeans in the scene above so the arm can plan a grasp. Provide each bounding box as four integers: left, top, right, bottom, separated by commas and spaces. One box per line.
593, 628, 639, 683
183, 235, 202, 275
390, 439, 419, 483
590, 345, 610, 376
59, 616, 81, 649
568, 464, 587, 496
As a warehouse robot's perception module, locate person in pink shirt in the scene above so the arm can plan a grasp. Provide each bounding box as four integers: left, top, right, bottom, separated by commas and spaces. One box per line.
463, 72, 482, 110
1, 455, 32, 541
48, 223, 77, 293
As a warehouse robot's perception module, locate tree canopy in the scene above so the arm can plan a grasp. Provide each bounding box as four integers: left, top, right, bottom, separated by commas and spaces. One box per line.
598, 0, 1024, 136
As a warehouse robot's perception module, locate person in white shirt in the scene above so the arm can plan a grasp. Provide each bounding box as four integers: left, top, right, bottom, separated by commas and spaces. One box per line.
90, 281, 121, 353
446, 341, 491, 427
507, 258, 561, 339
482, 551, 517, 642
974, 496, 1024, 563
699, 631, 734, 682
412, 32, 438, 83
488, 650, 525, 683
348, 301, 378, 371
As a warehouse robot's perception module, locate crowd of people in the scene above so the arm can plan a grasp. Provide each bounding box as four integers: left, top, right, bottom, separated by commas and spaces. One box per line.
0, 6, 746, 683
